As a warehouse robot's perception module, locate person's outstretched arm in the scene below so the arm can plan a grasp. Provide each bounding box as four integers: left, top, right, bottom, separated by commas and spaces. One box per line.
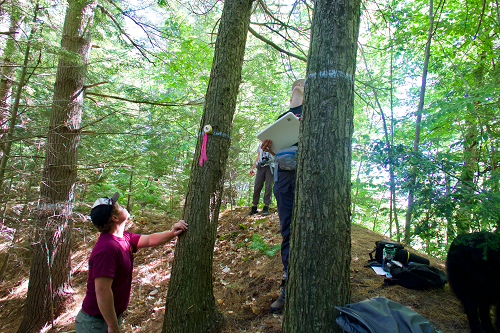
137, 220, 188, 248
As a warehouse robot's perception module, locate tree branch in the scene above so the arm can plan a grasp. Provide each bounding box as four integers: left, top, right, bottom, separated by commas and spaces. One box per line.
97, 4, 154, 64
248, 26, 306, 62
85, 92, 203, 107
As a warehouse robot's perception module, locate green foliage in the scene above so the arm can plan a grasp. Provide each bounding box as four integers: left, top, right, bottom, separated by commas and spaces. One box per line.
247, 234, 281, 257
2, 0, 500, 262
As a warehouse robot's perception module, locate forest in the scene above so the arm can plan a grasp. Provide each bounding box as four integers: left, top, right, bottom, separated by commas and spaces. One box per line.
0, 0, 499, 331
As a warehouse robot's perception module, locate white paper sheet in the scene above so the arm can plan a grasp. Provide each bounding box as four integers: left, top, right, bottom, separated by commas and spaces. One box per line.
372, 266, 392, 278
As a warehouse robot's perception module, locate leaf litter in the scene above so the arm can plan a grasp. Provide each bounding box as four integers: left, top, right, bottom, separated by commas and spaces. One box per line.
0, 206, 470, 332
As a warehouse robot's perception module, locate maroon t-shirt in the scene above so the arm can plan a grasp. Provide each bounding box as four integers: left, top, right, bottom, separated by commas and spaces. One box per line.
82, 231, 141, 316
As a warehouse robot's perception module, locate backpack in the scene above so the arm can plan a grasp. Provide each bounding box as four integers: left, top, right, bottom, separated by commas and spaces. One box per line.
273, 146, 298, 181
388, 263, 447, 289
336, 297, 443, 333
369, 240, 404, 264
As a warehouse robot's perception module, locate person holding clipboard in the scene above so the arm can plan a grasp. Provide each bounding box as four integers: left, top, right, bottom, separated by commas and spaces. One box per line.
260, 78, 304, 313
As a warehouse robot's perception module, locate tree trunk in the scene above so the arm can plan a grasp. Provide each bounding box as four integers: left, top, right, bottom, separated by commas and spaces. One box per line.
351, 109, 374, 222
17, 0, 96, 332
0, 0, 23, 154
389, 32, 400, 241
282, 0, 361, 331
404, 0, 434, 244
358, 46, 398, 239
162, 0, 253, 332
456, 110, 478, 234
0, 4, 35, 190
127, 170, 134, 212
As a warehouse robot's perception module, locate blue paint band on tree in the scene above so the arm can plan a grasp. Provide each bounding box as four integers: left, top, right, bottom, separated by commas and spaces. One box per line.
198, 131, 231, 139
305, 69, 354, 83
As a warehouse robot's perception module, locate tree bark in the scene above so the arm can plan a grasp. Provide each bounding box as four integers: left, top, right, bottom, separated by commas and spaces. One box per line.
282, 0, 361, 331
17, 0, 96, 332
404, 0, 434, 244
127, 170, 134, 212
0, 0, 23, 154
0, 3, 34, 190
358, 46, 399, 240
162, 0, 254, 332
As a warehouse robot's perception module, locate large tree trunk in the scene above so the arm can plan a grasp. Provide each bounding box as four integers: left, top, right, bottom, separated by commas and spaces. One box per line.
162, 0, 253, 332
282, 0, 361, 331
17, 0, 96, 332
404, 0, 434, 244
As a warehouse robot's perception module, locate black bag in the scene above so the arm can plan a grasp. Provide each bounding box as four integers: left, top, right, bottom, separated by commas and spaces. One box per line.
336, 296, 443, 333
388, 263, 447, 289
369, 240, 404, 264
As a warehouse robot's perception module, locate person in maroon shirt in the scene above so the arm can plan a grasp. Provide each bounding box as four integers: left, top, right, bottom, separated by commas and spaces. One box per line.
75, 192, 188, 333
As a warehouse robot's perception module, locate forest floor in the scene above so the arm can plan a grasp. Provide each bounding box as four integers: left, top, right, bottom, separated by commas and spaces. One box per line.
0, 206, 471, 332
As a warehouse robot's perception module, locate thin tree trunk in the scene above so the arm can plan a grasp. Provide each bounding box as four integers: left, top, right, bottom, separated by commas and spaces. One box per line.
127, 170, 133, 212
373, 193, 385, 232
404, 0, 434, 244
351, 109, 374, 221
389, 28, 400, 241
282, 0, 362, 331
17, 0, 96, 331
0, 4, 36, 190
358, 46, 398, 240
0, 0, 23, 154
495, 0, 500, 34
162, 0, 254, 331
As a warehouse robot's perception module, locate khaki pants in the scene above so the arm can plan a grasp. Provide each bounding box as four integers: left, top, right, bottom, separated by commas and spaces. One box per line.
252, 165, 273, 207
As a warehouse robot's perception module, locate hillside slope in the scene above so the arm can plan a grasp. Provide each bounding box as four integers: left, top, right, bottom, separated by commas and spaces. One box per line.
0, 207, 469, 332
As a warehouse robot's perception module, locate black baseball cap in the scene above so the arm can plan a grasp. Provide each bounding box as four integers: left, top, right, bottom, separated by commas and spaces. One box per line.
90, 192, 120, 226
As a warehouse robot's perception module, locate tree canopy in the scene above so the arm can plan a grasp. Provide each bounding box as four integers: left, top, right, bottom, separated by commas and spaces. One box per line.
0, 0, 498, 276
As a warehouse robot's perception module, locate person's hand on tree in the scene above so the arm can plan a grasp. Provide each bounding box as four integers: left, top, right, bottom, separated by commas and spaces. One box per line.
171, 220, 188, 236
260, 139, 276, 156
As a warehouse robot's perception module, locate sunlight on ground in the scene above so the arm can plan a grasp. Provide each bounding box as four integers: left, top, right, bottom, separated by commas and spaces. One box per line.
136, 257, 171, 284
71, 251, 90, 274
0, 278, 28, 301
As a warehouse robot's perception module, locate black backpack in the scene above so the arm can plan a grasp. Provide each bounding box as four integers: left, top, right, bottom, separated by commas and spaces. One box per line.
388, 263, 447, 289
369, 240, 404, 264
336, 297, 443, 333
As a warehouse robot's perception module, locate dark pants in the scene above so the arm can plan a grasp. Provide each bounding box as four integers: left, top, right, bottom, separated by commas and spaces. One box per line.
273, 169, 296, 274
252, 165, 273, 207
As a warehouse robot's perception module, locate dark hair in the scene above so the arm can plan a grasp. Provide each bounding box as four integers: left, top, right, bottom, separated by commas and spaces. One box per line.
95, 202, 120, 233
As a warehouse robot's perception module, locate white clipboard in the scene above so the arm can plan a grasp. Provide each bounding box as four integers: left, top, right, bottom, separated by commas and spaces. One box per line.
256, 112, 300, 152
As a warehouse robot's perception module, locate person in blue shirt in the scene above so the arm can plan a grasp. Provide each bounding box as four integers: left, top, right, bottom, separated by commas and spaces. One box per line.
261, 78, 304, 313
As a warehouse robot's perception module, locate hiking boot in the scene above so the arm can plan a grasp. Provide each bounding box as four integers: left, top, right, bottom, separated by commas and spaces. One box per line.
270, 288, 285, 313
247, 206, 258, 215
261, 206, 269, 216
